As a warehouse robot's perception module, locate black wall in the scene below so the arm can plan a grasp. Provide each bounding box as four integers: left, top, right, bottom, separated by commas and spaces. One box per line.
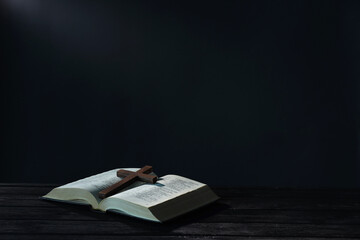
1, 0, 359, 187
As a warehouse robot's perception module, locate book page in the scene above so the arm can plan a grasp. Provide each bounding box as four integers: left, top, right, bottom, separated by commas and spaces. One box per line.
110, 175, 205, 207
58, 168, 139, 202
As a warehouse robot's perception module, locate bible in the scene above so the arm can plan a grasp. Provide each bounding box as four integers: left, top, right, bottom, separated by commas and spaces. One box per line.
42, 168, 219, 222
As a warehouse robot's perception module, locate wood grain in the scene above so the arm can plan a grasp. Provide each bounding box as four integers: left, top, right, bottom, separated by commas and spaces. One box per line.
0, 185, 359, 239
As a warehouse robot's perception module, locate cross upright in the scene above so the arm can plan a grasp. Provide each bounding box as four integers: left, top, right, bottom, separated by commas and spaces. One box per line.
98, 166, 157, 199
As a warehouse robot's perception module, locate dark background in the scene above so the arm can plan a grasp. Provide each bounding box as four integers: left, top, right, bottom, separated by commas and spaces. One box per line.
1, 0, 359, 187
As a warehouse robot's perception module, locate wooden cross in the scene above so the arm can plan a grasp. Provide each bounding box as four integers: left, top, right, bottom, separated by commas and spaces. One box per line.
98, 166, 158, 199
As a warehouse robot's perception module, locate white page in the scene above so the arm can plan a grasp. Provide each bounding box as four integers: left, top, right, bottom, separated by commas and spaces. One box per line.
58, 168, 139, 202
110, 175, 205, 207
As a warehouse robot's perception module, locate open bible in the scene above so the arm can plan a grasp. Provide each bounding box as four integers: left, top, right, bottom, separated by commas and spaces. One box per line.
42, 168, 219, 222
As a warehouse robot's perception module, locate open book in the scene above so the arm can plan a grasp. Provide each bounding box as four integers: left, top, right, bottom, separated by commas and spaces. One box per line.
42, 168, 219, 222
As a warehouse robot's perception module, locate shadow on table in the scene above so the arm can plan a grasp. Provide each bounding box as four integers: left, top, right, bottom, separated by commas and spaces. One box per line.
45, 199, 229, 232
108, 201, 230, 231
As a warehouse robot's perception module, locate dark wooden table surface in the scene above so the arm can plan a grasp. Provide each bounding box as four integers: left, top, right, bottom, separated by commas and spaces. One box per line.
1, 184, 360, 239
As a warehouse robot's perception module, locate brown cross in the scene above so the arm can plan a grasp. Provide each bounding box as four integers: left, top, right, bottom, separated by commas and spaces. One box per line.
98, 166, 158, 199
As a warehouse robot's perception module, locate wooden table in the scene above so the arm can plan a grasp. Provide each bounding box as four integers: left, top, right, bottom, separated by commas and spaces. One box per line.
1, 184, 359, 239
